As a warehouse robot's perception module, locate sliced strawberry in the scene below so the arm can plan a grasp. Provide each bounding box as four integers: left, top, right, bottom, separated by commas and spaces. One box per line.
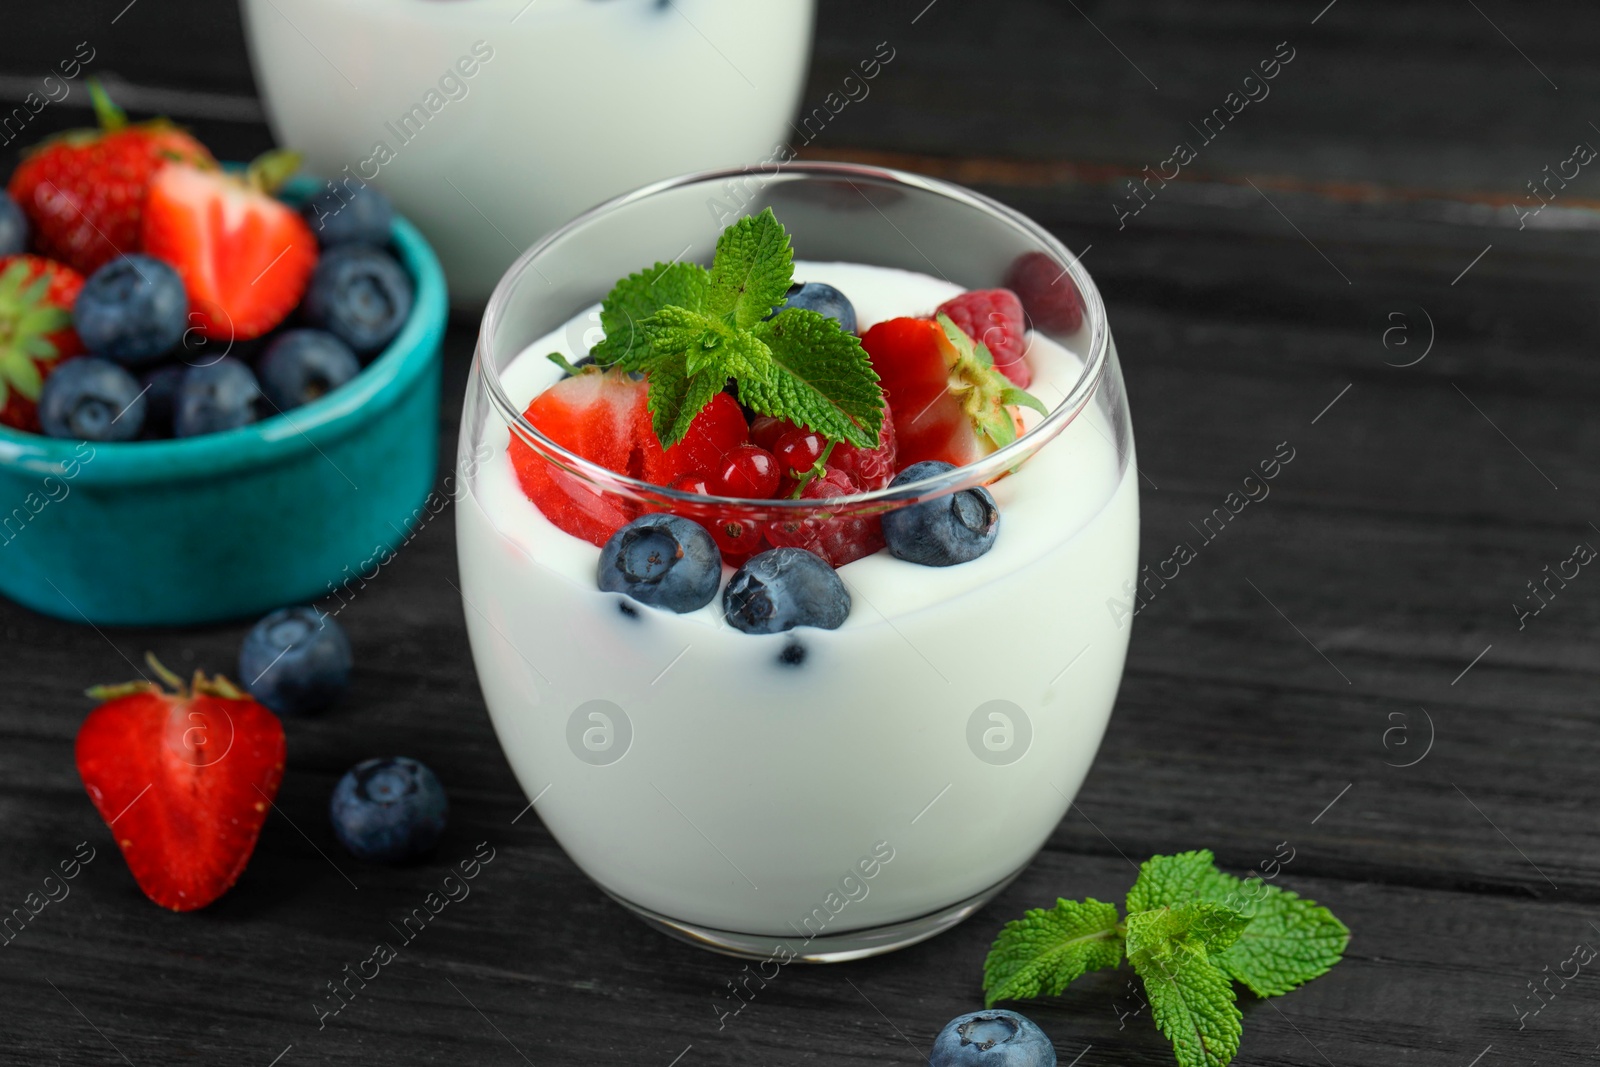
141, 153, 317, 342
511, 369, 751, 545
75, 657, 285, 912
7, 82, 215, 275
765, 467, 884, 567
0, 255, 85, 431
1005, 251, 1085, 335
861, 315, 1045, 470
937, 288, 1031, 387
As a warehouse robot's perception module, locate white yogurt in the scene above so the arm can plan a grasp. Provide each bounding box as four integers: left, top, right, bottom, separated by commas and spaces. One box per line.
457, 262, 1138, 939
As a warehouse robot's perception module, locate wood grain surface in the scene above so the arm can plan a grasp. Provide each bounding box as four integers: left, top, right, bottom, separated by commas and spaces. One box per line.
1, 2, 1596, 1065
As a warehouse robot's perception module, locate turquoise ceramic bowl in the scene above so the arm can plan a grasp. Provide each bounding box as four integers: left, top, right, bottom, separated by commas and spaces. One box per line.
0, 183, 448, 627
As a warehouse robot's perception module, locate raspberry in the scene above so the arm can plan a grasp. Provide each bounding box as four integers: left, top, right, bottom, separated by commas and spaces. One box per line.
1004, 251, 1085, 335
764, 468, 884, 567
715, 444, 780, 498
827, 403, 898, 491
936, 289, 1030, 388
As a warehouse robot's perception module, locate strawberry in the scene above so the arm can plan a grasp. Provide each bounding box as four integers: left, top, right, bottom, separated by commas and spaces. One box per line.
936, 288, 1031, 387
0, 255, 85, 431
7, 81, 214, 275
75, 656, 285, 912
141, 151, 317, 342
510, 368, 748, 545
861, 315, 1043, 469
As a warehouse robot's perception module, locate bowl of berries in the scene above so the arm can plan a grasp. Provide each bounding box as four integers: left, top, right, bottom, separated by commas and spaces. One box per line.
0, 87, 447, 626
458, 163, 1133, 960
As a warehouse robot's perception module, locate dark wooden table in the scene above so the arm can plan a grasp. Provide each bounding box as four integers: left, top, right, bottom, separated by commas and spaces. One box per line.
4, 2, 1598, 1064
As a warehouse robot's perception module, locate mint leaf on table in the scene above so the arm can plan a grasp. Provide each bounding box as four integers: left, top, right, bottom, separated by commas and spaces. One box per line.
1128, 849, 1350, 998
981, 850, 1349, 1067
1128, 929, 1243, 1067
707, 207, 794, 329
586, 260, 711, 369
745, 308, 882, 449
982, 897, 1124, 1008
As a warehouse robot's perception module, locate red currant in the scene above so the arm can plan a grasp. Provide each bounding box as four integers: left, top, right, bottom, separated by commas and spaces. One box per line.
749, 415, 795, 452
715, 444, 780, 498
774, 428, 826, 478
672, 472, 715, 495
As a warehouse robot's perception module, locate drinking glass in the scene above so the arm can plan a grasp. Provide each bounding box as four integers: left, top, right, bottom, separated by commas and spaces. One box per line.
457, 162, 1138, 961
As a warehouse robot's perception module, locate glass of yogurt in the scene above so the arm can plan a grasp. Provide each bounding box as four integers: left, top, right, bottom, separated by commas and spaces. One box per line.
457, 163, 1138, 961
240, 0, 816, 306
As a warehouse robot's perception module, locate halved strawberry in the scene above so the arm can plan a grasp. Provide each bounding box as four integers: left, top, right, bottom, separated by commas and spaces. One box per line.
936, 288, 1031, 387
861, 315, 1045, 469
75, 656, 285, 912
0, 255, 85, 431
7, 82, 215, 275
509, 369, 749, 545
141, 152, 316, 342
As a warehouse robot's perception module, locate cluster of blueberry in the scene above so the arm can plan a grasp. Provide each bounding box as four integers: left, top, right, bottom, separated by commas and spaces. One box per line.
33, 186, 412, 443
596, 456, 1000, 634
239, 605, 448, 863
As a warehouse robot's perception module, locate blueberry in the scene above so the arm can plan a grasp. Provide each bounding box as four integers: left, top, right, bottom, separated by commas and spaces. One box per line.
300, 183, 394, 248
882, 461, 1000, 566
0, 193, 26, 256
772, 281, 856, 334
239, 605, 353, 715
138, 363, 185, 437
929, 1010, 1055, 1066
38, 357, 145, 441
329, 757, 449, 863
598, 514, 721, 613
303, 246, 413, 356
73, 255, 188, 366
723, 547, 850, 634
257, 329, 361, 411
174, 357, 260, 437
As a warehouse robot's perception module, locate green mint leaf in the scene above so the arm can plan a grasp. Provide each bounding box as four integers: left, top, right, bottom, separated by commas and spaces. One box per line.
1208, 880, 1349, 997
641, 306, 734, 379
981, 897, 1124, 1008
1126, 851, 1221, 915
1124, 902, 1249, 961
706, 207, 794, 330
1127, 850, 1350, 999
637, 346, 722, 449
1129, 936, 1242, 1067
746, 308, 883, 449
589, 260, 711, 369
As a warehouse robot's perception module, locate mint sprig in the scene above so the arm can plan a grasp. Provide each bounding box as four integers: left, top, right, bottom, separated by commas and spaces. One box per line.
567, 208, 884, 450
982, 849, 1349, 1067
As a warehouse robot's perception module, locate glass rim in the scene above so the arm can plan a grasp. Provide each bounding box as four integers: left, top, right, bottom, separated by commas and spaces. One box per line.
476, 161, 1110, 510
